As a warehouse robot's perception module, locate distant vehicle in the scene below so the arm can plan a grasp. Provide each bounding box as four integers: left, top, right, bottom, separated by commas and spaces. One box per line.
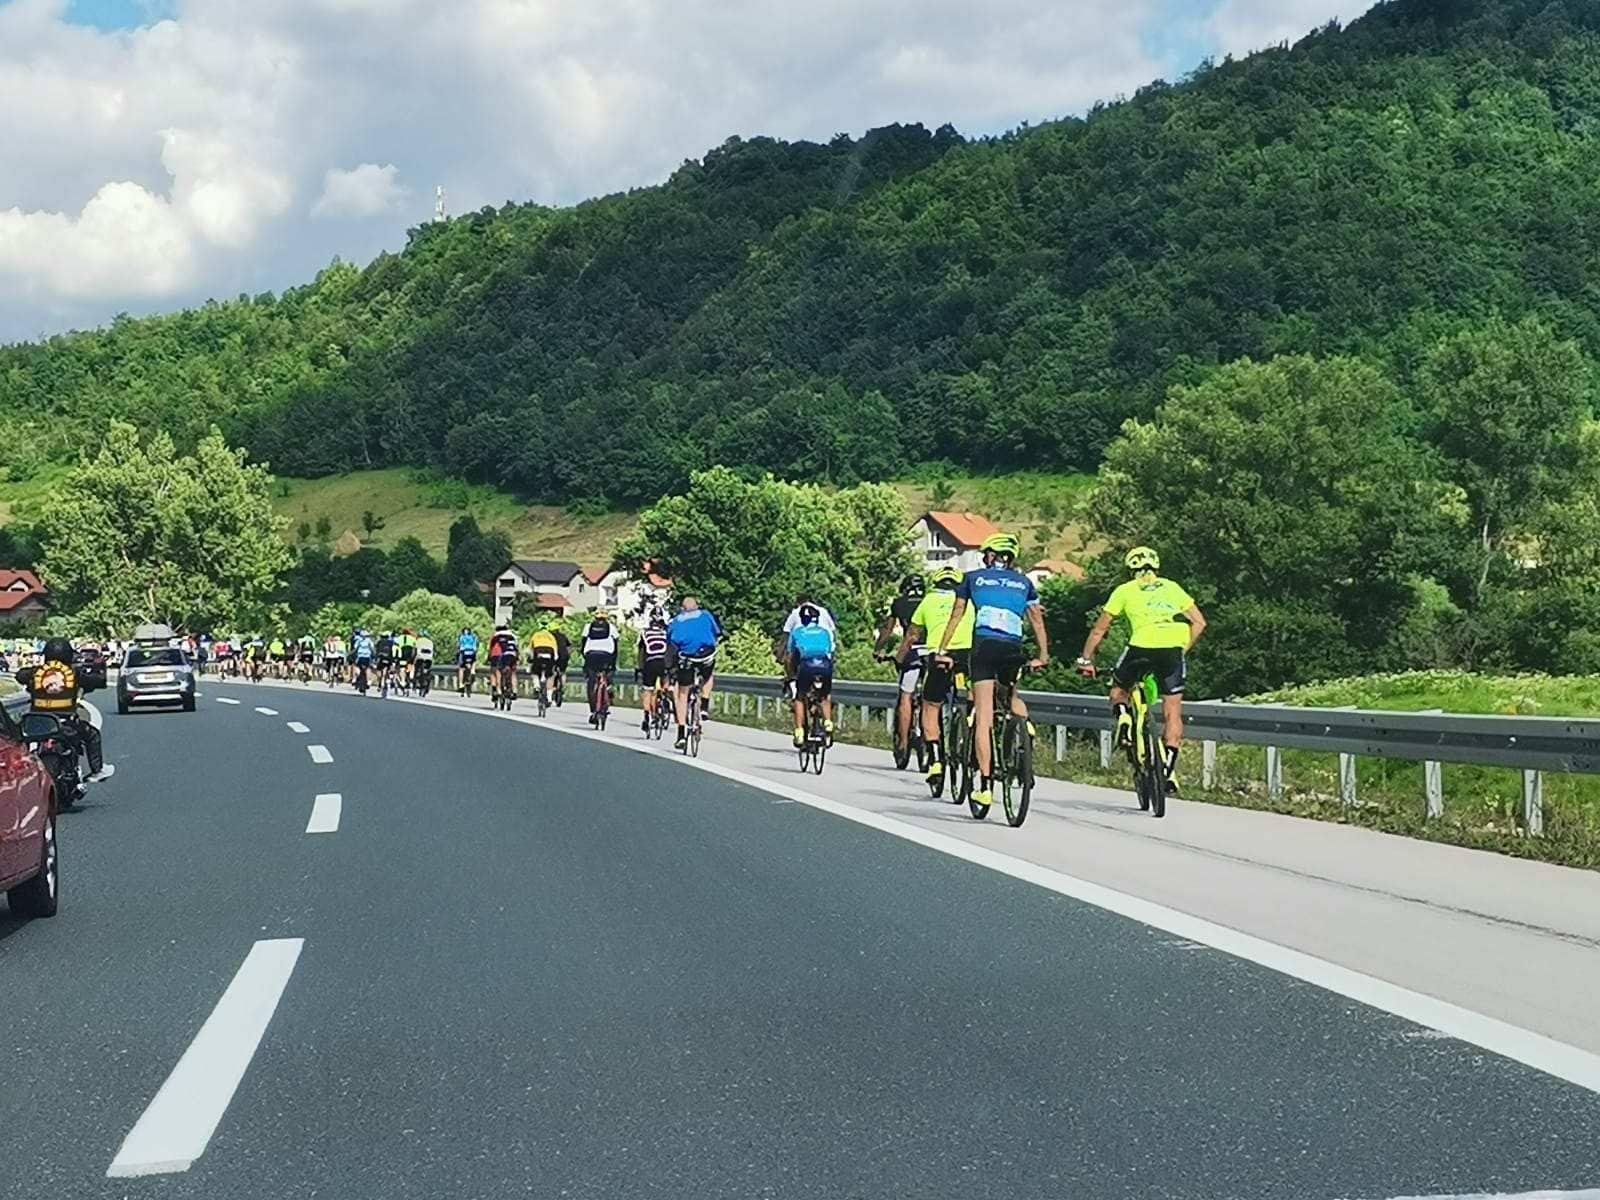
117, 646, 196, 714
0, 701, 58, 917
73, 645, 107, 692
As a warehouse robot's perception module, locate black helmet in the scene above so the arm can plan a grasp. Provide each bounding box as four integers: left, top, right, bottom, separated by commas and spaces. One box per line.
798, 603, 820, 626
899, 574, 926, 599
43, 638, 74, 664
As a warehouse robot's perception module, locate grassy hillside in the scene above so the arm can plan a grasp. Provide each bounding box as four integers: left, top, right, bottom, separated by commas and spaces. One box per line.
269, 467, 1095, 567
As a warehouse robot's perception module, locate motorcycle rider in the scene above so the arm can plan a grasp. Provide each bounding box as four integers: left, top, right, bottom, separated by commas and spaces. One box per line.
17, 637, 105, 779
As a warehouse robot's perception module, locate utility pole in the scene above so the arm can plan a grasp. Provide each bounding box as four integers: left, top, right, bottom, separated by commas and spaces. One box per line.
434, 186, 447, 223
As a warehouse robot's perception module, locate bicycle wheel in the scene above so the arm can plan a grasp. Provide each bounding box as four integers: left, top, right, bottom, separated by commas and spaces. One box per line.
1145, 724, 1166, 819
893, 724, 911, 771
1003, 716, 1033, 828
943, 707, 965, 804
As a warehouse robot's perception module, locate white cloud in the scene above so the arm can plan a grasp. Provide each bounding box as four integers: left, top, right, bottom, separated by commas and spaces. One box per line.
312, 163, 407, 220
0, 0, 1366, 337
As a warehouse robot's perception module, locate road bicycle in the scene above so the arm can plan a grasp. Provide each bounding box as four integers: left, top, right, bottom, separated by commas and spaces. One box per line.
379, 660, 395, 700
414, 660, 433, 697
353, 660, 370, 696
893, 660, 930, 773
796, 676, 829, 775
458, 658, 476, 698
493, 664, 517, 712
934, 672, 971, 802
964, 668, 1034, 828
648, 686, 674, 740
589, 668, 612, 731
534, 665, 553, 718
679, 659, 713, 758
1125, 670, 1167, 819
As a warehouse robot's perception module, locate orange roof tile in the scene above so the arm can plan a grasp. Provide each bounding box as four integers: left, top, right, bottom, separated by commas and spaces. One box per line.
922, 511, 1002, 549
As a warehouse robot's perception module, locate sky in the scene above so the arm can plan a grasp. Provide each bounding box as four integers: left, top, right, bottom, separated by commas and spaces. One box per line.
0, 0, 1374, 341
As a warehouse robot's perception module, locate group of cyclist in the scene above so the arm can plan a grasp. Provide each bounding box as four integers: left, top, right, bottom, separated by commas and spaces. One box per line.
209, 629, 440, 694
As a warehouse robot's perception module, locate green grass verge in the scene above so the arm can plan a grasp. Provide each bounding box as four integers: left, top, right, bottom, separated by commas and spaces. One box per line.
1245, 669, 1600, 716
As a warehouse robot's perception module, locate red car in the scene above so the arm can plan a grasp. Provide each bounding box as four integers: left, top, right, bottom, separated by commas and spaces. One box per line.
0, 702, 58, 918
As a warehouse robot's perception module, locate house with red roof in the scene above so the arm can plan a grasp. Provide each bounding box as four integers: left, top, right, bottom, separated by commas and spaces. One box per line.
907, 511, 1003, 574
0, 569, 48, 625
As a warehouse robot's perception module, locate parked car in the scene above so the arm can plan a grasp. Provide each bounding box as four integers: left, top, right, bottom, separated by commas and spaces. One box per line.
117, 646, 196, 714
74, 644, 107, 692
0, 700, 59, 917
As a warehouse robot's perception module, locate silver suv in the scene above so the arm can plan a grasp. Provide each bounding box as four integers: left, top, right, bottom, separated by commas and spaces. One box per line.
116, 646, 196, 714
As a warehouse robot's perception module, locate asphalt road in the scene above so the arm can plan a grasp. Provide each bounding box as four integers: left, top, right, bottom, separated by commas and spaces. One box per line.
2, 681, 1598, 1199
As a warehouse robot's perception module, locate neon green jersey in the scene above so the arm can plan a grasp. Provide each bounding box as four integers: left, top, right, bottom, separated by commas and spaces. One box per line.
911, 590, 975, 652
1104, 578, 1195, 650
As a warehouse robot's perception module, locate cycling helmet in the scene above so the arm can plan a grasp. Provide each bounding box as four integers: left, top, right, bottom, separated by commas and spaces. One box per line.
42, 637, 73, 664
980, 532, 1020, 560
419, 630, 429, 638
1125, 546, 1160, 574
930, 567, 962, 590
798, 603, 821, 626
899, 574, 926, 599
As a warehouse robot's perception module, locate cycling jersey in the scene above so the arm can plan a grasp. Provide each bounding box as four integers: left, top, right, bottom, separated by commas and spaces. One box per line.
912, 590, 975, 652
788, 623, 835, 668
489, 631, 519, 659
416, 638, 434, 660
638, 627, 668, 661
529, 631, 559, 656
582, 622, 619, 658
782, 604, 837, 635
1104, 578, 1195, 650
957, 566, 1038, 644
268, 639, 286, 657
458, 632, 480, 654
668, 610, 722, 658
353, 635, 375, 661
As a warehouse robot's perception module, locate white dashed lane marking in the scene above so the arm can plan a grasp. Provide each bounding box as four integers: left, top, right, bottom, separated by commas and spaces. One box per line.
286, 721, 309, 734
254, 707, 278, 716
307, 745, 333, 764
305, 794, 341, 834
215, 698, 241, 706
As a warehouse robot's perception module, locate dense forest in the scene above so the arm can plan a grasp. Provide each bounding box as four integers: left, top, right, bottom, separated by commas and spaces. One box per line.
3, 0, 1597, 509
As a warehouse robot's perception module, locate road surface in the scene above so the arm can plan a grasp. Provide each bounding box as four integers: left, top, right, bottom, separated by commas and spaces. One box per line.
2, 677, 1597, 1198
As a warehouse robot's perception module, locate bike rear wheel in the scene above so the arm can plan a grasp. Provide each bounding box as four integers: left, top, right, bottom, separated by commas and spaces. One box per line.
1002, 716, 1033, 828
1145, 723, 1166, 819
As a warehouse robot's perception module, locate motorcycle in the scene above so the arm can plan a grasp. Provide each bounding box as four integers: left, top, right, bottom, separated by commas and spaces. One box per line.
19, 712, 88, 810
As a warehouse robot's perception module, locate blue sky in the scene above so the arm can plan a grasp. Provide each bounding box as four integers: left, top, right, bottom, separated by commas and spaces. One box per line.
62, 0, 167, 30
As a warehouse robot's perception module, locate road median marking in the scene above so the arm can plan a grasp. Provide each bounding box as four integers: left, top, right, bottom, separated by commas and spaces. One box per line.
307, 744, 333, 764
107, 938, 304, 1178
306, 793, 341, 834
286, 721, 309, 733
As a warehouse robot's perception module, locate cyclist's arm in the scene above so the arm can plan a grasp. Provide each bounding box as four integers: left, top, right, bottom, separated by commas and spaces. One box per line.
1184, 605, 1207, 651
936, 599, 967, 654
873, 614, 899, 654
1026, 603, 1050, 668
1080, 610, 1115, 662
893, 621, 926, 666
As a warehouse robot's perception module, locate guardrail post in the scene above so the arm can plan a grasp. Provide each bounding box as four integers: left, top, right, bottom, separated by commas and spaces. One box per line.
885, 707, 894, 735
859, 704, 870, 728
1098, 729, 1113, 768
757, 696, 766, 718
1424, 761, 1443, 818
1523, 770, 1543, 837
1266, 746, 1283, 802
1054, 725, 1066, 762
739, 693, 748, 716
1339, 753, 1357, 810
1202, 740, 1216, 790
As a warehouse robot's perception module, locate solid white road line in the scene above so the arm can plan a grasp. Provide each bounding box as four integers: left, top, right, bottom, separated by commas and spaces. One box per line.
1384, 1192, 1600, 1199
215, 697, 241, 706
81, 698, 104, 729
254, 706, 279, 716
106, 938, 305, 1177
306, 744, 333, 764
286, 721, 309, 734
305, 793, 342, 834
397, 693, 1600, 1099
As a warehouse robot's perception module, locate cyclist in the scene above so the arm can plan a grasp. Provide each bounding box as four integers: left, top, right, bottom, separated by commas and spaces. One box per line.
636, 612, 670, 733
352, 628, 376, 692
323, 631, 346, 684
456, 626, 480, 694
267, 633, 287, 679
934, 532, 1048, 810
396, 628, 418, 695
528, 622, 560, 707
668, 597, 724, 750
1077, 546, 1207, 793
487, 623, 519, 702
895, 566, 974, 787
375, 631, 396, 691
787, 603, 836, 748
414, 630, 435, 693
581, 610, 620, 726
875, 575, 927, 760
775, 593, 837, 699
297, 634, 317, 679
246, 635, 266, 682
551, 623, 572, 707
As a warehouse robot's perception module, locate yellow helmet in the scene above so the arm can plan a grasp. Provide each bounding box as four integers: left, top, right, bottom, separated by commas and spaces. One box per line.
930, 567, 963, 589
979, 532, 1020, 560
1125, 546, 1160, 574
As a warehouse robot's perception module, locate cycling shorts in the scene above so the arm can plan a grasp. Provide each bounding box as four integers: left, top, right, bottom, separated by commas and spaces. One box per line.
490, 652, 518, 669
1112, 646, 1186, 696
924, 650, 970, 704
531, 650, 557, 677
673, 652, 716, 687
640, 657, 666, 688
400, 646, 416, 663
355, 655, 372, 668
971, 637, 1025, 687
323, 653, 341, 665
796, 660, 833, 698
897, 649, 929, 695
584, 651, 616, 677
458, 650, 477, 665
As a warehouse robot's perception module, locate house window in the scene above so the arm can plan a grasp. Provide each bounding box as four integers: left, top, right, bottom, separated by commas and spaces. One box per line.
499, 576, 517, 588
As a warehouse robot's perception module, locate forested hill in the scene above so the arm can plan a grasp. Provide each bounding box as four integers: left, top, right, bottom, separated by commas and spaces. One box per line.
4, 0, 1599, 506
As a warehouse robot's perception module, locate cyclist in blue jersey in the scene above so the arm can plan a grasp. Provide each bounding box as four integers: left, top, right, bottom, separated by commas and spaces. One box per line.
352, 629, 376, 693
668, 597, 724, 749
935, 532, 1048, 810
787, 604, 836, 748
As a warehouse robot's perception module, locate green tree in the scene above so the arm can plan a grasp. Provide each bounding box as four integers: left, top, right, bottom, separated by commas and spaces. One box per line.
441, 515, 513, 604
377, 536, 442, 603
39, 422, 292, 632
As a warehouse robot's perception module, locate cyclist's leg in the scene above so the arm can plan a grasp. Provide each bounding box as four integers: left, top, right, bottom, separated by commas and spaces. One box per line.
1108, 648, 1137, 747
895, 657, 917, 745
971, 680, 995, 779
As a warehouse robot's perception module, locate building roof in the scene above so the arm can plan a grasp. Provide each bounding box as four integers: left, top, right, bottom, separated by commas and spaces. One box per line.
584, 566, 609, 586
919, 511, 1002, 549
1029, 558, 1086, 581
533, 592, 570, 610
509, 559, 584, 585
0, 569, 47, 613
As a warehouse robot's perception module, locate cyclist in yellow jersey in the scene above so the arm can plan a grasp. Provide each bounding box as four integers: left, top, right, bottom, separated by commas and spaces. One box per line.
1077, 546, 1207, 792
892, 567, 974, 786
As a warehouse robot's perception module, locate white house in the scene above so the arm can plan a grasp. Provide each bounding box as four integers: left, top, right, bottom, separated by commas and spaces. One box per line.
907, 511, 1003, 575
1026, 558, 1086, 588
493, 560, 592, 625
589, 565, 674, 628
